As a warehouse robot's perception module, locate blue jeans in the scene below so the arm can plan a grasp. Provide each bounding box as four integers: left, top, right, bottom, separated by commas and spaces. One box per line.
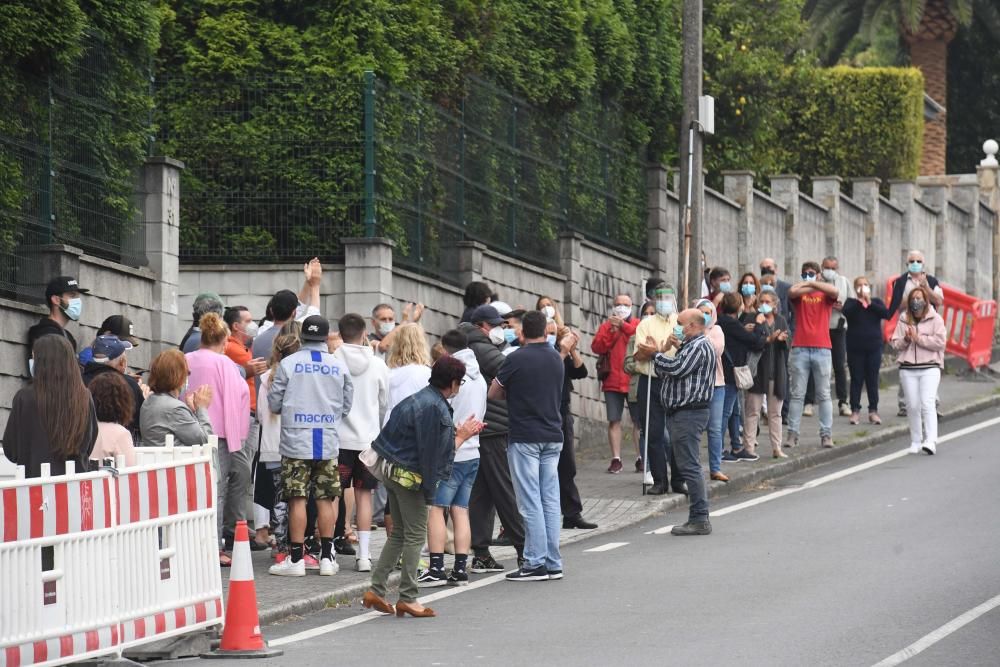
508, 442, 563, 571
787, 347, 833, 437
666, 408, 710, 523
706, 387, 726, 473
433, 458, 480, 509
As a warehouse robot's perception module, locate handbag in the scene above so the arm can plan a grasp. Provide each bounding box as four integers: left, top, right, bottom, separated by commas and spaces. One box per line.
596, 353, 612, 382
724, 350, 755, 390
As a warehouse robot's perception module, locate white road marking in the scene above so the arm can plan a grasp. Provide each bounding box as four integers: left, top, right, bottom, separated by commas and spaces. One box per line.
647, 416, 1000, 532
269, 416, 1000, 646
871, 593, 1000, 666
583, 542, 629, 552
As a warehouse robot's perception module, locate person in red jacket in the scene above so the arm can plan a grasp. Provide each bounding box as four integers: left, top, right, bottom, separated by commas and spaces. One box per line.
591, 293, 640, 474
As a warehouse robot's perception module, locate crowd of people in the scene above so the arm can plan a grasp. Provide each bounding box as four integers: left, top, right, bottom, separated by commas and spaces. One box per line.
0, 249, 948, 616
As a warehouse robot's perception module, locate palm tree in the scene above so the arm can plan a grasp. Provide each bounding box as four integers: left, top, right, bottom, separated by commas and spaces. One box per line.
803, 0, 1000, 175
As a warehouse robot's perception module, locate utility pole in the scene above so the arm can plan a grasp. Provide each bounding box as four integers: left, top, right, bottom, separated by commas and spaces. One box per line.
678, 0, 704, 307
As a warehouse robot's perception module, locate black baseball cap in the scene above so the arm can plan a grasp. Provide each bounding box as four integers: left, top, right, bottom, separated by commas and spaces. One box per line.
45, 276, 89, 299
301, 315, 330, 342
99, 315, 139, 346
470, 305, 504, 326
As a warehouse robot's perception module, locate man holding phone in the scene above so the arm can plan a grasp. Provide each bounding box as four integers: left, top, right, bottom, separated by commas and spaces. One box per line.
591, 293, 640, 474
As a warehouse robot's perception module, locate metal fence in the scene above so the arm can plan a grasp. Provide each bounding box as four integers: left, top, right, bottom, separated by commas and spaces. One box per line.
0, 43, 148, 302
159, 72, 649, 281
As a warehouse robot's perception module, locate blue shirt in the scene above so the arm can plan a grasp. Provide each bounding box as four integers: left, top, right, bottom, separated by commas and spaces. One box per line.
495, 342, 564, 443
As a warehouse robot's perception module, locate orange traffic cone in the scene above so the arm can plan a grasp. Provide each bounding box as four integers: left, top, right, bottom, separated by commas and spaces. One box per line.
203, 520, 283, 658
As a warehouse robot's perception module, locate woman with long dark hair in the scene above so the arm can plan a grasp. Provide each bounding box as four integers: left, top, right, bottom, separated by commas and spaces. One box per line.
3, 335, 97, 477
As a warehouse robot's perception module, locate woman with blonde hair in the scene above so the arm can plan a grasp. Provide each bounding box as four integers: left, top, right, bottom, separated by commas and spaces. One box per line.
891, 286, 946, 455
386, 323, 433, 414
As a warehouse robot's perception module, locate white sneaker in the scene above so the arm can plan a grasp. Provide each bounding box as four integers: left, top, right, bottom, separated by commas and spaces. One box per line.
643, 470, 654, 486
908, 442, 921, 454
269, 557, 306, 577
356, 557, 372, 572
319, 557, 339, 576
921, 442, 936, 455
803, 404, 815, 417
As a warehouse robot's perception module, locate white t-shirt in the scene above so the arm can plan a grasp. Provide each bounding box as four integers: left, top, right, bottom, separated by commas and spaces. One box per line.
257, 370, 281, 464
385, 364, 432, 425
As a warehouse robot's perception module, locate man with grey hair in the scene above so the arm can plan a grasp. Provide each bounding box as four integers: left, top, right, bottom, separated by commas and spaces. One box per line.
886, 250, 944, 416
180, 292, 226, 352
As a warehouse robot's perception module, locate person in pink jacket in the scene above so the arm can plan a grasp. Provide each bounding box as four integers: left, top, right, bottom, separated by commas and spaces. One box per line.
891, 287, 946, 455
186, 312, 251, 561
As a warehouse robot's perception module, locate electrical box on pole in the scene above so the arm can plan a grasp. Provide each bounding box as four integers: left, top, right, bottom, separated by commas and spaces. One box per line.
698, 95, 714, 135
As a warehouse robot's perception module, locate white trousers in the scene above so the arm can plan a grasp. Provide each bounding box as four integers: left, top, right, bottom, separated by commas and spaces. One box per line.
899, 367, 941, 446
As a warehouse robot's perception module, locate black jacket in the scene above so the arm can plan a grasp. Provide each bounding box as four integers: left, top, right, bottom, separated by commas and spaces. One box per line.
717, 313, 766, 386
81, 362, 145, 439
458, 322, 509, 436
561, 355, 588, 414
27, 317, 78, 373
744, 314, 790, 399
843, 298, 891, 352
886, 272, 940, 315
2, 385, 97, 477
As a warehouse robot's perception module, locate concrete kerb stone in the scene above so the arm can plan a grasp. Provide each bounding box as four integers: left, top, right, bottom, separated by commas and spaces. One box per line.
254, 391, 1000, 626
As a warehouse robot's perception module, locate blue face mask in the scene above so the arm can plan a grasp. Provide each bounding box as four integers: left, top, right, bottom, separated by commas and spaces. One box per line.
63, 297, 82, 322
761, 284, 776, 294
546, 334, 557, 347
702, 312, 712, 327
655, 300, 675, 316
908, 261, 923, 273
760, 303, 774, 315
672, 324, 685, 341
741, 284, 756, 296
503, 328, 517, 345
719, 281, 733, 293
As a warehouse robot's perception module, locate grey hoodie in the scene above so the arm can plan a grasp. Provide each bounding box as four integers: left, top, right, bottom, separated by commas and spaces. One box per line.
334, 343, 390, 451
268, 342, 354, 460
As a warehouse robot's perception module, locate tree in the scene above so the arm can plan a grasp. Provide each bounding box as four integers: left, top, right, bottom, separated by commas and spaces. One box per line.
803, 0, 1000, 175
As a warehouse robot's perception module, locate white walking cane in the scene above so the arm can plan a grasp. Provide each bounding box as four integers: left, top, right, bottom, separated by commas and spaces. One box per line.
642, 363, 653, 495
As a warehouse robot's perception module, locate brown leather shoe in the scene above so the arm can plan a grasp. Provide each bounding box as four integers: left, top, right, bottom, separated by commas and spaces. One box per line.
710, 471, 730, 483
362, 590, 395, 615
395, 600, 436, 618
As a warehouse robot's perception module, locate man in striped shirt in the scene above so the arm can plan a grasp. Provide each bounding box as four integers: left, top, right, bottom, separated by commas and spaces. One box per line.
636, 308, 717, 536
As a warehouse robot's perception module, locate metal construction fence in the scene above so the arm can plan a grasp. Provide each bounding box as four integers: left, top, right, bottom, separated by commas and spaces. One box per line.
0, 41, 149, 303
157, 71, 650, 282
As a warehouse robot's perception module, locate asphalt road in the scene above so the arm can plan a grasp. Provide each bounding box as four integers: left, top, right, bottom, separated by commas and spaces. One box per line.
188, 411, 1000, 667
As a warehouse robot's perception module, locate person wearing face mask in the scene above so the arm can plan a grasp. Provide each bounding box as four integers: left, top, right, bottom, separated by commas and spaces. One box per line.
140, 348, 214, 448
500, 306, 526, 355
785, 261, 840, 450
81, 335, 146, 442
458, 304, 527, 573
742, 291, 790, 459
536, 295, 565, 328
738, 272, 761, 314
891, 287, 946, 455
592, 294, 641, 474
815, 257, 852, 417
707, 268, 733, 307
694, 299, 728, 480
27, 276, 88, 370
885, 250, 944, 417
369, 303, 397, 354
622, 302, 657, 475
630, 286, 685, 495
715, 294, 766, 462
842, 277, 890, 426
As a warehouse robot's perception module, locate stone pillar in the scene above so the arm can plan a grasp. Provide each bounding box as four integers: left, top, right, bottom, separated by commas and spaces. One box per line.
20, 244, 83, 304
769, 174, 800, 279
646, 164, 673, 282
141, 156, 184, 352
851, 178, 881, 278
722, 171, 755, 276
948, 181, 982, 295
888, 179, 917, 271
920, 182, 950, 278
456, 240, 485, 288
559, 232, 584, 328
811, 176, 842, 260
342, 238, 395, 317
978, 160, 1000, 301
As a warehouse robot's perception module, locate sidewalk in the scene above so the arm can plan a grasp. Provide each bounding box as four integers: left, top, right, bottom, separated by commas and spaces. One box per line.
228, 362, 1000, 624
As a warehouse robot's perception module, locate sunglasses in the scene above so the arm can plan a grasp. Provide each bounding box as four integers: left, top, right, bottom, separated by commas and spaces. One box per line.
802, 271, 817, 278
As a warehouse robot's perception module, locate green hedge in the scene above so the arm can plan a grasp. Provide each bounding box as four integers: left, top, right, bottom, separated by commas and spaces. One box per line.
783, 66, 924, 182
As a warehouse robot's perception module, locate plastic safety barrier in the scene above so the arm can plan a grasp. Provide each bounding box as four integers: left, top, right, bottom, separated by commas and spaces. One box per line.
0, 445, 223, 667
883, 278, 998, 369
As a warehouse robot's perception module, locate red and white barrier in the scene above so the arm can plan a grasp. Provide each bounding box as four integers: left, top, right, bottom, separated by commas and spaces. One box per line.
0, 446, 224, 667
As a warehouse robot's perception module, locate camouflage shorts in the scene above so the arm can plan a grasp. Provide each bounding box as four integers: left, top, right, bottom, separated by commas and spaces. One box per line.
280, 457, 342, 500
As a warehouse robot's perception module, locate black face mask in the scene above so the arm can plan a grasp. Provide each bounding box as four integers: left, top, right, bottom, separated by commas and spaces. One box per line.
760, 267, 775, 276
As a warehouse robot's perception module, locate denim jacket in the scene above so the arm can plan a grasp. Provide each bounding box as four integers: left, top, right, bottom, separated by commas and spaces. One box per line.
373, 384, 455, 503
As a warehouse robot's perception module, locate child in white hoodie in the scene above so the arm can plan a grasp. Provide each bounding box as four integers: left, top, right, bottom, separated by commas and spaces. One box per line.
418, 329, 488, 587
334, 314, 390, 571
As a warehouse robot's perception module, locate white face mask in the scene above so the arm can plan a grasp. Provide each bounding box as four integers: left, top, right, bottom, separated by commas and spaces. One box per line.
379, 321, 396, 336
28, 358, 35, 377
613, 305, 631, 319
542, 305, 556, 320
243, 321, 259, 339
488, 326, 506, 345
858, 285, 871, 295
822, 269, 837, 281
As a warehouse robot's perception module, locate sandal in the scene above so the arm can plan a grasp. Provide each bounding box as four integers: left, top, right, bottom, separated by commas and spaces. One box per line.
219, 551, 232, 567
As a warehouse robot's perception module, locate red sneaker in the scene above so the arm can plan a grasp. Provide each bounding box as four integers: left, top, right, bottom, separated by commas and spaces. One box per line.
607, 458, 623, 474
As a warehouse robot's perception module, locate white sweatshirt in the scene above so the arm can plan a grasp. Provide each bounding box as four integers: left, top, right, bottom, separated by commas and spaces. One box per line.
451, 348, 487, 462
334, 343, 390, 451
385, 364, 432, 424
